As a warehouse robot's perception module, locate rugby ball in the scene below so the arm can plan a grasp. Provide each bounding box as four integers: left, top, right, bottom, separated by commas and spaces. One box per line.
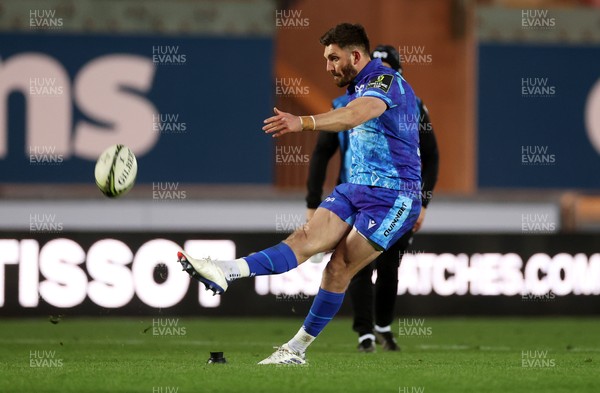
94, 144, 137, 198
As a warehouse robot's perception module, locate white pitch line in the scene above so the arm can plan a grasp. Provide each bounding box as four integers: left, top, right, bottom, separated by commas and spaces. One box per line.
566, 347, 600, 352
415, 344, 600, 352
416, 344, 511, 351
0, 338, 147, 346
0, 338, 275, 347
477, 346, 512, 351
416, 344, 471, 350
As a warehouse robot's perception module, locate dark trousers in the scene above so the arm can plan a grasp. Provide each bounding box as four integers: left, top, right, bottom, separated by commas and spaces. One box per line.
348, 231, 413, 336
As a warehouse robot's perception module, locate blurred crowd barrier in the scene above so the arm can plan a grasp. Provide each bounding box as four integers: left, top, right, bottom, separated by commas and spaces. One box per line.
0, 0, 598, 233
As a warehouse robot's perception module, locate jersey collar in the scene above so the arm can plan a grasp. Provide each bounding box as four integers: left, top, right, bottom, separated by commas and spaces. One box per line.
347, 58, 382, 95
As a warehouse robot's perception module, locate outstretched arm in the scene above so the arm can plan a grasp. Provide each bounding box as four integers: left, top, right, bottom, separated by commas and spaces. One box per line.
263, 97, 386, 138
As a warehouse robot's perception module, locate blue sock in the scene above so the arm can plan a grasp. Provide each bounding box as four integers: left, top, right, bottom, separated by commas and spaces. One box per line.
243, 242, 298, 276
302, 288, 345, 337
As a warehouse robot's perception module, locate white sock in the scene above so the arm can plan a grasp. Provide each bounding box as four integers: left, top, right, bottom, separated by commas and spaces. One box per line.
375, 325, 391, 333
287, 327, 315, 354
358, 333, 376, 343
217, 258, 250, 281
235, 258, 250, 277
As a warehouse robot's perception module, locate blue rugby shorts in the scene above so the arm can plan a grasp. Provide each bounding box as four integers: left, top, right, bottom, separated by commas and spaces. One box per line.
319, 183, 421, 251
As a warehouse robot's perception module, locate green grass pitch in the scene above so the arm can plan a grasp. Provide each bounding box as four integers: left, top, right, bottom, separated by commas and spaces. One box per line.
0, 317, 598, 393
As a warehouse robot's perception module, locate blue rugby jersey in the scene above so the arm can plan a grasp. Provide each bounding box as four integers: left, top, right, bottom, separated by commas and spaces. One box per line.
344, 58, 421, 191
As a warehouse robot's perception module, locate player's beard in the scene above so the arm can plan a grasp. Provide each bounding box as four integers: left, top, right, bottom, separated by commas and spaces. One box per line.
332, 63, 358, 87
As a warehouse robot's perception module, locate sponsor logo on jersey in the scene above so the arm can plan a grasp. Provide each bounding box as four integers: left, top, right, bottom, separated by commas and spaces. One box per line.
366, 74, 393, 93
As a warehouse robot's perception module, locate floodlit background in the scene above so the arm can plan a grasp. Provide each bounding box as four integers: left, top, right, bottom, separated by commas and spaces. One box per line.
0, 0, 599, 391
1, 0, 600, 315
1, 0, 599, 315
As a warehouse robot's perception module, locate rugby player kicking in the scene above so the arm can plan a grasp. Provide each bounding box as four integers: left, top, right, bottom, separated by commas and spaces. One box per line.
177, 23, 422, 365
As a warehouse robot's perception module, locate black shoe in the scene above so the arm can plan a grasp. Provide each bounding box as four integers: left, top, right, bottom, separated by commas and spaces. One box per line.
374, 331, 400, 351
357, 338, 376, 353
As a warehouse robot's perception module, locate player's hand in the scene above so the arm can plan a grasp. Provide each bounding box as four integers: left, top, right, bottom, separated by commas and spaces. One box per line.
306, 208, 316, 222
263, 107, 302, 138
412, 207, 427, 233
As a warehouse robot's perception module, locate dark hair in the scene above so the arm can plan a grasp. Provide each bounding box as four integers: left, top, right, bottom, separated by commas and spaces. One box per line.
372, 45, 402, 73
319, 23, 370, 54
